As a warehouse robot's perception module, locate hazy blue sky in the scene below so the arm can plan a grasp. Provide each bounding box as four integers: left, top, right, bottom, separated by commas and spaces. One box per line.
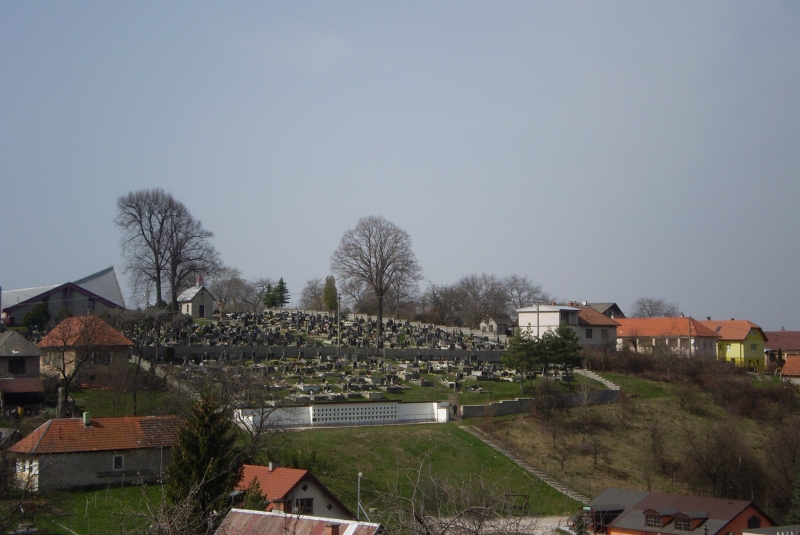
2, 2, 799, 330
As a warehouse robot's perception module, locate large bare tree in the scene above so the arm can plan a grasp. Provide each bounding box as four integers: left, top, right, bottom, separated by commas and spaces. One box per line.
631, 297, 680, 318
331, 216, 422, 340
299, 277, 325, 310
207, 266, 247, 313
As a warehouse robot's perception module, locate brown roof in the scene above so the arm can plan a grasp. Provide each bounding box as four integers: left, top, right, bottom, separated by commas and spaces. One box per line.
216, 509, 381, 535
10, 415, 179, 455
236, 465, 354, 517
0, 331, 41, 357
781, 356, 800, 377
578, 307, 621, 327
698, 320, 767, 342
0, 377, 45, 394
38, 315, 133, 348
615, 318, 720, 339
764, 331, 800, 352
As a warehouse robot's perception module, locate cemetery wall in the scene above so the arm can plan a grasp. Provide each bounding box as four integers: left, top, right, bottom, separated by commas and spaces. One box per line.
161, 345, 506, 363
235, 400, 449, 429
460, 389, 620, 418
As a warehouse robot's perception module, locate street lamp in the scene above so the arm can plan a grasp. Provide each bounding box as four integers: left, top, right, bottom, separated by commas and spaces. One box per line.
337, 295, 342, 357
357, 472, 363, 520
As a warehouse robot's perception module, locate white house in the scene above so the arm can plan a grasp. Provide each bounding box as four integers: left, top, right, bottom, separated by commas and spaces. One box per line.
177, 276, 215, 319
516, 304, 580, 338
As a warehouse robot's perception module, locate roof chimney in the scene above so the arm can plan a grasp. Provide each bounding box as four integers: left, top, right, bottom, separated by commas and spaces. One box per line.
707, 317, 711, 321
83, 412, 91, 428
326, 523, 341, 535
269, 460, 280, 472
196, 275, 204, 287
731, 318, 735, 321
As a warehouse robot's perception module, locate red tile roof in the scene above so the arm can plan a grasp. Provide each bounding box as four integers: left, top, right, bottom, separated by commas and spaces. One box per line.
9, 415, 179, 455
578, 307, 621, 327
38, 315, 133, 348
216, 509, 381, 535
764, 331, 800, 352
698, 320, 766, 342
615, 317, 720, 339
781, 356, 800, 377
236, 465, 309, 502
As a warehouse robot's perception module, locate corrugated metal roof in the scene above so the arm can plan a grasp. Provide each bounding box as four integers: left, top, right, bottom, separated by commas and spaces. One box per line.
215, 510, 381, 535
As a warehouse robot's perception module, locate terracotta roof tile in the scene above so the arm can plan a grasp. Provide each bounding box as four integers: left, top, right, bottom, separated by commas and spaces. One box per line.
781, 356, 800, 377
615, 318, 720, 339
9, 415, 179, 454
578, 307, 621, 327
236, 465, 309, 501
698, 320, 766, 342
764, 331, 800, 352
38, 316, 132, 348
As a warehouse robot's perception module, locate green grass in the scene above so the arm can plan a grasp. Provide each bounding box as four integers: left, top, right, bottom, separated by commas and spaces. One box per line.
458, 379, 532, 405
280, 423, 580, 517
602, 372, 669, 398
72, 388, 174, 417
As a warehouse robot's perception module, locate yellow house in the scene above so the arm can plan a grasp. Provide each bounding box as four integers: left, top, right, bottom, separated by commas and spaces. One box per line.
699, 319, 768, 371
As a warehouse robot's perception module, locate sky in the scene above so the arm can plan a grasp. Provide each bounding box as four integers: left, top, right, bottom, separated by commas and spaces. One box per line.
2, 2, 799, 330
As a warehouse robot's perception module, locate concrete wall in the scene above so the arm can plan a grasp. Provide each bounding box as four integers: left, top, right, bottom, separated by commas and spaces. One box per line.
236, 400, 449, 429
460, 389, 619, 418
18, 447, 172, 491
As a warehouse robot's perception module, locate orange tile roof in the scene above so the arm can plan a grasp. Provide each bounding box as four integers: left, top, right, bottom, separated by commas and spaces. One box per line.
10, 415, 179, 454
578, 306, 621, 327
615, 317, 720, 339
764, 331, 800, 351
38, 315, 133, 348
236, 465, 309, 502
698, 320, 766, 342
781, 356, 800, 377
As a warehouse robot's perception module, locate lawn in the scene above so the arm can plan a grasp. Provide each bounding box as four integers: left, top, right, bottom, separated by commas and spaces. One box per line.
71, 387, 176, 417
279, 422, 580, 518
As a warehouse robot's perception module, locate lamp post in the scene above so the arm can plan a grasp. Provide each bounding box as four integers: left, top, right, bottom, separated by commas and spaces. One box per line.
337, 295, 342, 357
357, 472, 362, 520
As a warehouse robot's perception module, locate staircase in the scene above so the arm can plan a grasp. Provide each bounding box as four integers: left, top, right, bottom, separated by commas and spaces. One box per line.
463, 426, 590, 504
575, 369, 620, 390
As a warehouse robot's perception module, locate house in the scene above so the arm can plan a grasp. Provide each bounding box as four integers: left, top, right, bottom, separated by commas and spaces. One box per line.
235, 463, 354, 520
177, 276, 215, 319
480, 318, 509, 339
215, 509, 382, 535
699, 319, 768, 371
0, 331, 44, 406
615, 317, 719, 357
1, 266, 126, 327
764, 331, 800, 371
587, 303, 626, 319
743, 525, 800, 535
577, 306, 620, 349
583, 487, 773, 535
516, 303, 580, 338
38, 315, 133, 387
9, 413, 179, 491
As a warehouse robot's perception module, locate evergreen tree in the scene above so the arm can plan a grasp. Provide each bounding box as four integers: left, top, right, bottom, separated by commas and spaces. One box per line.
502, 331, 541, 394
263, 283, 279, 310
166, 389, 242, 530
552, 323, 584, 370
323, 276, 338, 313
241, 477, 267, 511
21, 303, 51, 330
275, 278, 290, 309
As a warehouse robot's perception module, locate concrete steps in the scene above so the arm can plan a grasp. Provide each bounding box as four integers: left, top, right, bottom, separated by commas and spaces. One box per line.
575, 369, 620, 390
463, 426, 590, 504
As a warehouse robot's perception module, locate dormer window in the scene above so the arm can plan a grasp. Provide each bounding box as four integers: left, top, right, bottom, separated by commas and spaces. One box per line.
646, 515, 662, 528
675, 519, 692, 531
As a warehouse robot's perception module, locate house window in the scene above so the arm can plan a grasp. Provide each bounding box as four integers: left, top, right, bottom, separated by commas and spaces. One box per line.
295, 498, 313, 514
645, 515, 662, 528
675, 519, 692, 531
8, 358, 26, 375
585, 329, 593, 339
92, 352, 113, 365
726, 344, 732, 352
747, 516, 761, 529
751, 344, 757, 351
113, 455, 124, 471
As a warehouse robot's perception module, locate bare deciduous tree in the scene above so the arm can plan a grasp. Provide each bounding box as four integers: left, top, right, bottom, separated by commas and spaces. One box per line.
503, 274, 551, 318
207, 267, 246, 313
631, 297, 680, 318
299, 278, 325, 310
240, 278, 273, 313
331, 216, 422, 340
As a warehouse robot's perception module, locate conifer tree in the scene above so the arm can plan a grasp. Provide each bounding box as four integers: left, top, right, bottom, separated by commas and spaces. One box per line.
323, 275, 338, 313
166, 389, 242, 530
276, 278, 290, 309
241, 477, 267, 511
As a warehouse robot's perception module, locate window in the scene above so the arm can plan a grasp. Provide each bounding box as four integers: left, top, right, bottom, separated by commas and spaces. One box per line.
92, 352, 113, 365
8, 358, 26, 375
295, 498, 313, 514
675, 519, 692, 531
585, 329, 593, 339
646, 515, 662, 528
113, 455, 124, 471
751, 344, 757, 351
726, 344, 732, 352
747, 516, 761, 529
